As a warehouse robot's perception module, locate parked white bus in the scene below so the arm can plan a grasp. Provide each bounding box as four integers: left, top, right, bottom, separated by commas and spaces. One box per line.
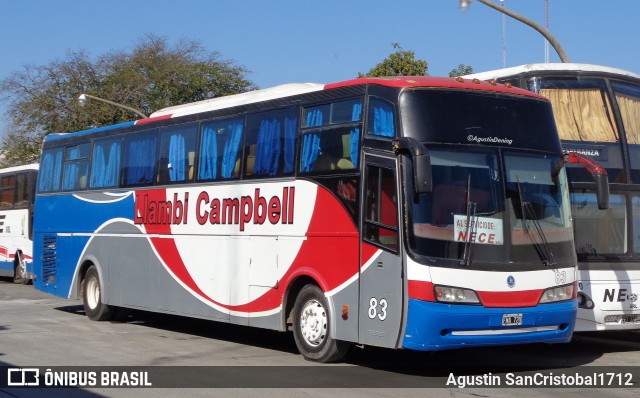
467, 64, 640, 331
0, 164, 38, 284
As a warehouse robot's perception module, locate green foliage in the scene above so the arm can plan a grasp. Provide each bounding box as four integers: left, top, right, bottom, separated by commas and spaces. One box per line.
449, 64, 474, 77
0, 34, 256, 167
358, 43, 428, 78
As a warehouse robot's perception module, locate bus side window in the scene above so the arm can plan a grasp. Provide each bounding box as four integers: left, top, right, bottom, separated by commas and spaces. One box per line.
14, 173, 29, 209
198, 117, 244, 181
363, 165, 399, 251
122, 131, 158, 187
244, 108, 297, 178
62, 143, 91, 191
300, 99, 362, 174
38, 148, 64, 193
366, 98, 395, 138
301, 127, 357, 173
90, 138, 122, 189
157, 123, 198, 184
0, 175, 16, 209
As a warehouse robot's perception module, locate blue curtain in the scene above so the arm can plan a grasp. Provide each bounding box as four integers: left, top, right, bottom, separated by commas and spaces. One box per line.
255, 119, 281, 176
221, 121, 243, 178
350, 101, 363, 166
168, 132, 186, 182
300, 109, 324, 172
62, 147, 81, 190
283, 117, 296, 174
91, 141, 121, 188
198, 124, 218, 180
372, 101, 395, 137
90, 144, 106, 188
105, 142, 121, 186
38, 149, 63, 192
125, 135, 157, 185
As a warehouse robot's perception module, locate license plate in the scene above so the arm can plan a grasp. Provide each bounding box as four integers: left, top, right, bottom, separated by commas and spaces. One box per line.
502, 313, 523, 326
621, 315, 640, 324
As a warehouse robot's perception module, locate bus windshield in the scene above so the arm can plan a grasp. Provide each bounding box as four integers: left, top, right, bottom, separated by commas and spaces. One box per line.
407, 146, 574, 269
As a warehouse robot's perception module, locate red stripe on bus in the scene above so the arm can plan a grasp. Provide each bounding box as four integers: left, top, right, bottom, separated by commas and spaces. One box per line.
476, 289, 544, 308
324, 76, 545, 100
143, 184, 377, 314
134, 114, 173, 125
408, 280, 435, 302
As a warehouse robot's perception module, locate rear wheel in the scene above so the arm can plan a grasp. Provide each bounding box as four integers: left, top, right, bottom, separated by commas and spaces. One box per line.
292, 285, 349, 363
13, 253, 29, 285
82, 266, 115, 321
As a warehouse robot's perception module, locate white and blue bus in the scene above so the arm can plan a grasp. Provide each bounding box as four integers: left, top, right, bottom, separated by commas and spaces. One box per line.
32, 76, 605, 362
467, 64, 640, 331
0, 164, 38, 284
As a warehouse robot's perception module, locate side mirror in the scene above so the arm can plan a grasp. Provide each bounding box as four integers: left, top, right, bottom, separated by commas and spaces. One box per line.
554, 152, 610, 210
593, 173, 610, 210
393, 137, 432, 195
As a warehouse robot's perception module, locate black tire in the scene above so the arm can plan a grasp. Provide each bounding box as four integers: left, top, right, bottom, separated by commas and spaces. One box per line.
292, 285, 349, 363
13, 253, 30, 285
82, 266, 115, 321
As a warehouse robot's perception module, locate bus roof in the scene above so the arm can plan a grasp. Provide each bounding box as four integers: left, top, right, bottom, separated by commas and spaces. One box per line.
0, 163, 39, 174
465, 63, 640, 81
149, 76, 542, 119
45, 76, 543, 143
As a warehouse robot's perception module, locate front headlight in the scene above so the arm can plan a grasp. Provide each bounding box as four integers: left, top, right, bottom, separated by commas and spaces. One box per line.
539, 283, 574, 303
434, 285, 480, 304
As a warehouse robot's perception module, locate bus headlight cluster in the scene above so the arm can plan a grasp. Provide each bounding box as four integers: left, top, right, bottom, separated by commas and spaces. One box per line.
539, 283, 574, 303
434, 285, 480, 304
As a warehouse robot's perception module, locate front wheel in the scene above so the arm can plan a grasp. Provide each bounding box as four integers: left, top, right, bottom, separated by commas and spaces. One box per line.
82, 266, 115, 321
13, 252, 29, 285
292, 285, 349, 363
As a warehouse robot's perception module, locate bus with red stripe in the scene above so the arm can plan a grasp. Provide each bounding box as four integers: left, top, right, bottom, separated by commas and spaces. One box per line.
33, 76, 605, 362
467, 64, 640, 331
0, 164, 38, 284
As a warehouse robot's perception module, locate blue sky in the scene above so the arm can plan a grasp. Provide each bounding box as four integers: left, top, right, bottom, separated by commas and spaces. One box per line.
1, 0, 639, 136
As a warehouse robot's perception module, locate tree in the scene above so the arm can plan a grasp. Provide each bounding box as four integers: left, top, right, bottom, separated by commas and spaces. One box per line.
0, 34, 256, 167
358, 43, 428, 78
449, 64, 474, 77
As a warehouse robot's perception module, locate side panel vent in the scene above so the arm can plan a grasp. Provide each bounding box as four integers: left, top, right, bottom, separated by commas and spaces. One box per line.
42, 235, 57, 284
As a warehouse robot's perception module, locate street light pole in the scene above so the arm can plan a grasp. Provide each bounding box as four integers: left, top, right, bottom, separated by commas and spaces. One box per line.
78, 93, 148, 119
459, 0, 569, 63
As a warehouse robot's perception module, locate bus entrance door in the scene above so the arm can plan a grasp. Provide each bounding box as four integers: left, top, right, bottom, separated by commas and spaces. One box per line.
358, 155, 404, 348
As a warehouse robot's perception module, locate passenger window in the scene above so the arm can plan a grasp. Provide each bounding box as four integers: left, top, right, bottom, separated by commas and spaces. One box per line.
0, 175, 15, 209
198, 117, 244, 180
62, 143, 91, 191
90, 138, 122, 189
364, 165, 399, 251
300, 99, 362, 173
157, 124, 198, 184
367, 98, 395, 138
300, 127, 358, 173
38, 148, 64, 193
14, 174, 29, 208
244, 108, 298, 178
122, 131, 158, 186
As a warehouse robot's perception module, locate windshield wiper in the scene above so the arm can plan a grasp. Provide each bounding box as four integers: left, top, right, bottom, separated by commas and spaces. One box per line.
460, 174, 478, 266
516, 179, 556, 267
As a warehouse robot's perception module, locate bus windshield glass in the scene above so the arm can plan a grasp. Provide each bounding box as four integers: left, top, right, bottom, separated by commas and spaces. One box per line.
400, 89, 561, 153
406, 147, 574, 269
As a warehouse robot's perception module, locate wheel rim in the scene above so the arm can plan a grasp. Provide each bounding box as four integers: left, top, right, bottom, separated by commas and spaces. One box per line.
16, 255, 26, 279
86, 277, 100, 310
299, 299, 327, 347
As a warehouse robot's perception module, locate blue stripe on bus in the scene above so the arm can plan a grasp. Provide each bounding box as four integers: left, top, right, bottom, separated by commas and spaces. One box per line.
44, 121, 137, 142
402, 298, 576, 350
